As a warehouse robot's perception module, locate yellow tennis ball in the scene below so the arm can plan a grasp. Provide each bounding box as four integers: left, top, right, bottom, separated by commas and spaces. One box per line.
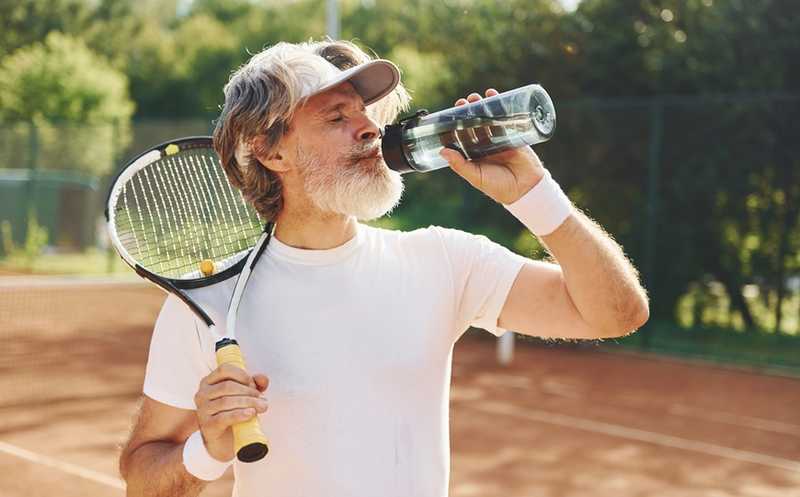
200, 259, 215, 276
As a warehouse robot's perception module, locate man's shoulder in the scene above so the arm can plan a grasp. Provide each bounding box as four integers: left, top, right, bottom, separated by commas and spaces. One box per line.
360, 223, 466, 245
360, 223, 470, 237
155, 276, 236, 330
359, 223, 486, 258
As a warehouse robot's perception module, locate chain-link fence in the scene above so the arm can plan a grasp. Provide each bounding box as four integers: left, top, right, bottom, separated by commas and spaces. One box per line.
0, 119, 215, 255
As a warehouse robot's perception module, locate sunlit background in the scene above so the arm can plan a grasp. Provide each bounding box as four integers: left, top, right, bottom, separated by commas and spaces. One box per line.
0, 1, 798, 496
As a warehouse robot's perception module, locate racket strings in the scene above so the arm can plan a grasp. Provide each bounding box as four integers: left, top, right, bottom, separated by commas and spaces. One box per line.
113, 149, 262, 279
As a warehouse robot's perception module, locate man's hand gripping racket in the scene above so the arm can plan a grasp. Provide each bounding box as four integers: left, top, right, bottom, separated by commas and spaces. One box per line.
105, 136, 270, 462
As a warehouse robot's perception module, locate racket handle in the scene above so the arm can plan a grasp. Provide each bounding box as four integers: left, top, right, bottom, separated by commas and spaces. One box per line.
215, 339, 269, 463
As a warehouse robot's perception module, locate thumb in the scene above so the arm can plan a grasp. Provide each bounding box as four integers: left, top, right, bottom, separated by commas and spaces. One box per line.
253, 374, 269, 393
440, 148, 481, 186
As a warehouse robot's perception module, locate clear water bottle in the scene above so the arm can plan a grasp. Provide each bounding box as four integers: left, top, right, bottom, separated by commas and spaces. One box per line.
380, 84, 556, 174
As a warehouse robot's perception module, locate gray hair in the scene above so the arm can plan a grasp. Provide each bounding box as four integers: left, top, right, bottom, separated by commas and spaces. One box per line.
213, 39, 412, 221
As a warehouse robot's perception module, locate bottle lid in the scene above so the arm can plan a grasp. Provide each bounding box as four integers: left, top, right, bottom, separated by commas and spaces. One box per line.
380, 110, 430, 174
380, 123, 414, 173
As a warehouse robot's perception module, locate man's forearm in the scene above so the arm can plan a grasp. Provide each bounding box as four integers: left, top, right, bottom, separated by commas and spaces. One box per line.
122, 441, 208, 497
540, 207, 649, 335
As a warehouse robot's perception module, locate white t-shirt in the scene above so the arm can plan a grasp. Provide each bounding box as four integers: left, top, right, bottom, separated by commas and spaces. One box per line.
143, 223, 528, 497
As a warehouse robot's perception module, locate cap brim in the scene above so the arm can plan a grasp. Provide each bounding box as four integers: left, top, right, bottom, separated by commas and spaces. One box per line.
306, 59, 400, 106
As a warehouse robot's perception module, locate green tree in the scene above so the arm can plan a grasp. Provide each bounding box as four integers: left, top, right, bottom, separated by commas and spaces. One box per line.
0, 32, 134, 174
126, 14, 239, 117
0, 0, 92, 57
563, 0, 800, 330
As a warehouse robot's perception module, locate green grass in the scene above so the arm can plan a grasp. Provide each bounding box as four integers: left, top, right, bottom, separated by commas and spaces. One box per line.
0, 248, 132, 276
607, 319, 800, 375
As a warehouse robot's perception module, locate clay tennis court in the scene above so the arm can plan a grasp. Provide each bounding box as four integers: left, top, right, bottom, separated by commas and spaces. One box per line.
1, 278, 798, 496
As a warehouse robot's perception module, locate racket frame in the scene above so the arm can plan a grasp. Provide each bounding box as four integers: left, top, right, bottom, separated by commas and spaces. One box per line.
105, 136, 272, 462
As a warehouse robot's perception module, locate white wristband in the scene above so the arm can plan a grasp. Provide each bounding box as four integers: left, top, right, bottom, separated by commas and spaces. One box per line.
503, 168, 572, 236
182, 430, 233, 481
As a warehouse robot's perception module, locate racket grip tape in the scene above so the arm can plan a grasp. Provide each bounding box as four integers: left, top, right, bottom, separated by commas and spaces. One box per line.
215, 339, 269, 463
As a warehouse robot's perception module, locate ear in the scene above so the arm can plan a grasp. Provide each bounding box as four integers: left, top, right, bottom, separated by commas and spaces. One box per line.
251, 135, 291, 173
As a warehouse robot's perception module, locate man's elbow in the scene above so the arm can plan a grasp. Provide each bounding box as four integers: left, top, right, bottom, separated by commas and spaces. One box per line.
119, 439, 149, 483
602, 296, 650, 338
118, 442, 135, 482
626, 302, 650, 335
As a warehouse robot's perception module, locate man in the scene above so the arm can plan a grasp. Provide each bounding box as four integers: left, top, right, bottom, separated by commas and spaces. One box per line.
119, 39, 649, 497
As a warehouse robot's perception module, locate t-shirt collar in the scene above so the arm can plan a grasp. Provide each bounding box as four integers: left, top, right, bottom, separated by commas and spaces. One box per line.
266, 223, 363, 265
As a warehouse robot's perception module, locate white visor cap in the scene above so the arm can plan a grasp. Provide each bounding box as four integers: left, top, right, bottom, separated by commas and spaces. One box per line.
301, 58, 400, 106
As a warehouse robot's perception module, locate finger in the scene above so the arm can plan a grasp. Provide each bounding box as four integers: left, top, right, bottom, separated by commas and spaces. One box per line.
466, 92, 482, 103
203, 363, 254, 388
253, 374, 269, 393
207, 408, 257, 434
204, 380, 262, 402
454, 98, 468, 106
440, 148, 482, 187
486, 88, 499, 97
206, 396, 268, 416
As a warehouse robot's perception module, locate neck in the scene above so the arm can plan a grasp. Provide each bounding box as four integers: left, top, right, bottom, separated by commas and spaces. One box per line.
273, 202, 358, 250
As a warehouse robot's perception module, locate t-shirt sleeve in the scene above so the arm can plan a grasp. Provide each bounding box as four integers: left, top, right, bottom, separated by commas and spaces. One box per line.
433, 226, 529, 338
142, 294, 215, 410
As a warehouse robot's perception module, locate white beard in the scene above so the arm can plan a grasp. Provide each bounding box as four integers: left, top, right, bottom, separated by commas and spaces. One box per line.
296, 142, 404, 221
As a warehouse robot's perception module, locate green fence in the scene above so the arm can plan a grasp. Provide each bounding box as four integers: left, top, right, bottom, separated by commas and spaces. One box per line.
0, 119, 215, 253
0, 169, 98, 250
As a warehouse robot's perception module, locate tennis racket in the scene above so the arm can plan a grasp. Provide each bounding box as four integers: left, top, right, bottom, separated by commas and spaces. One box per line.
105, 136, 271, 463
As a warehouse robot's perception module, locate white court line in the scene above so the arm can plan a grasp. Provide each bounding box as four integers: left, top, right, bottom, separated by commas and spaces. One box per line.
668, 404, 800, 436
0, 441, 125, 490
470, 402, 800, 473
475, 373, 800, 436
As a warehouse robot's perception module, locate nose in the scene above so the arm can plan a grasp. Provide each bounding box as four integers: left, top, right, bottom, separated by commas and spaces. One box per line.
356, 114, 380, 142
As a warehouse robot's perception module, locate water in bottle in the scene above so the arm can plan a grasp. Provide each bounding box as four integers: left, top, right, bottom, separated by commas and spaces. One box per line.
380, 84, 556, 174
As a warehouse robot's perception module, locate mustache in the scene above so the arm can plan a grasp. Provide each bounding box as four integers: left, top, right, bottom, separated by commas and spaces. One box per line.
345, 142, 381, 162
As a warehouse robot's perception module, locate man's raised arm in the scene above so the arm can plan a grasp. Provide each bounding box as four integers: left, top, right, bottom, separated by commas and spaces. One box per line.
440, 89, 649, 340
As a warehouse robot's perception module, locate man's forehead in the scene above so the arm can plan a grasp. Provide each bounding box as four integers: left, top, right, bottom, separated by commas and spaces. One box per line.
305, 82, 364, 114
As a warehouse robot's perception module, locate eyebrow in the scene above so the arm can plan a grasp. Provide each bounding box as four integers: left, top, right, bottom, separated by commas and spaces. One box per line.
318, 102, 349, 115
316, 98, 366, 117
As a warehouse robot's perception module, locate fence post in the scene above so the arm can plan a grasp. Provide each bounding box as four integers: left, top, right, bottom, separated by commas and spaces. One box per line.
497, 331, 515, 366
25, 122, 40, 241
641, 99, 664, 349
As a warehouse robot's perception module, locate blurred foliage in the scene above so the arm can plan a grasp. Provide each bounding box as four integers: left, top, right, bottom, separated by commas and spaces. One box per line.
0, 0, 798, 335
0, 212, 49, 269
0, 32, 133, 174
0, 32, 133, 123
610, 318, 800, 372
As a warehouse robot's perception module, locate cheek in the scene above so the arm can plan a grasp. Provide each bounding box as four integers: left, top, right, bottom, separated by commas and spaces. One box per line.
300, 127, 353, 166
323, 137, 353, 162
297, 139, 324, 162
